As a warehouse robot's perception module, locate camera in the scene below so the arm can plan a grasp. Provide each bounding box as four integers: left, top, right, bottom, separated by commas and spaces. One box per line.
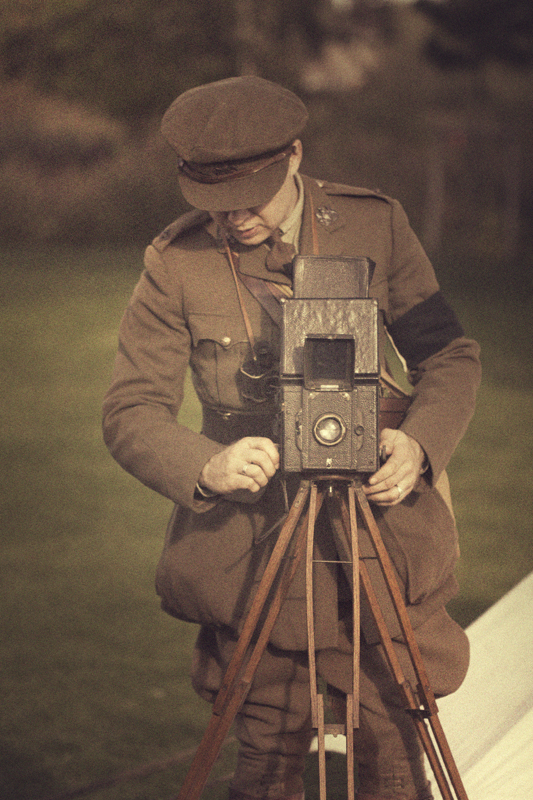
279, 255, 380, 474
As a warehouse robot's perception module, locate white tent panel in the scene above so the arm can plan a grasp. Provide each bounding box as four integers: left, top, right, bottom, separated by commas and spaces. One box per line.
311, 572, 533, 799
461, 707, 533, 799
428, 571, 533, 799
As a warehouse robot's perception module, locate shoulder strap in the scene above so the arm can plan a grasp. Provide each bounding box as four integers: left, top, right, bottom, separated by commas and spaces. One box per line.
152, 209, 211, 252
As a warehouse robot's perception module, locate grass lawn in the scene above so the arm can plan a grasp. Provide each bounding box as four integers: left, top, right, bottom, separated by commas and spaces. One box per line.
1, 245, 532, 800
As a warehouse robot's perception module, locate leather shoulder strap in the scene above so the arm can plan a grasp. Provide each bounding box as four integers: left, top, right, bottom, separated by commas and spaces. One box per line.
237, 273, 284, 327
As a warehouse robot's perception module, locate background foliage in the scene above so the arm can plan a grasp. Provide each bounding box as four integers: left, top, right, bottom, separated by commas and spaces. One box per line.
0, 0, 532, 295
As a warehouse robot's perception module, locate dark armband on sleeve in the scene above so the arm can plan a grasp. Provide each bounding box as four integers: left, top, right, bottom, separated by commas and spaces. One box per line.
388, 291, 464, 370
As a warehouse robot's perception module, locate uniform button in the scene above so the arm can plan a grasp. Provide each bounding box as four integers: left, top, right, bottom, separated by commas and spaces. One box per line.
221, 336, 231, 346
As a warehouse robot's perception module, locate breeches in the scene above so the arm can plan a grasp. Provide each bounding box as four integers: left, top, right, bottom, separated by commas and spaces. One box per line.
190, 607, 469, 799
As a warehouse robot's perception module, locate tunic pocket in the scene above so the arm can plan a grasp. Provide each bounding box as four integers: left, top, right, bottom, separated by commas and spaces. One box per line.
188, 312, 249, 408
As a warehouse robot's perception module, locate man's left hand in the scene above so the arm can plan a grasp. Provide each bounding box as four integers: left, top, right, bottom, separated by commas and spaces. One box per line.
363, 429, 426, 506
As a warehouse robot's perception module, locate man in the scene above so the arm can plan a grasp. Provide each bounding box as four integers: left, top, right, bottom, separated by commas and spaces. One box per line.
102, 76, 481, 800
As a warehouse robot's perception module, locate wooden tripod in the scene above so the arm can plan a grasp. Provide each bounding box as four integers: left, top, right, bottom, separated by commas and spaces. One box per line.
174, 476, 469, 800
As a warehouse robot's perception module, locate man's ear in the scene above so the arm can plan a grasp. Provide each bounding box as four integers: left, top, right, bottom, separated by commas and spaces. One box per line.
288, 139, 303, 175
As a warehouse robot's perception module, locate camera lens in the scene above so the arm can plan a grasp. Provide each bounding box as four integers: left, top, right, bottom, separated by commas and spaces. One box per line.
313, 414, 346, 446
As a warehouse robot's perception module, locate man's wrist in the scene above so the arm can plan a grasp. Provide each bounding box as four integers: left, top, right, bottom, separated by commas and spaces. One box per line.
194, 481, 219, 499
408, 434, 428, 475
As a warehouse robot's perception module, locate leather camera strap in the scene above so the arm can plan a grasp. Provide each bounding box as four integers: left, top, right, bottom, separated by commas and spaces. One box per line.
220, 226, 293, 334
221, 230, 259, 357
237, 273, 286, 327
227, 190, 320, 329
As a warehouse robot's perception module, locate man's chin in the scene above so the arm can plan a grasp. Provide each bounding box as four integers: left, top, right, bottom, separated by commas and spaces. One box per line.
213, 217, 272, 246
232, 227, 269, 245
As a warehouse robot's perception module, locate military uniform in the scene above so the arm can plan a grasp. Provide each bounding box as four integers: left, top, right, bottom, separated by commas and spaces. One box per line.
102, 77, 481, 800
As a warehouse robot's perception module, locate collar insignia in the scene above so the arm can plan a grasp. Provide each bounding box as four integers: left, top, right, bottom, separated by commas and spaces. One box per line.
315, 206, 339, 227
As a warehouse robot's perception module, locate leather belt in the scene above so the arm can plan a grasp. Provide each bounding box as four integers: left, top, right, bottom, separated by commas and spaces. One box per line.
201, 406, 276, 445
379, 395, 410, 430
201, 396, 409, 447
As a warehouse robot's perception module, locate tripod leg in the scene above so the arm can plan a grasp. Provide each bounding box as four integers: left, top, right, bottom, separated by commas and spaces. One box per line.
316, 693, 327, 800
325, 483, 360, 800
306, 481, 320, 728
358, 558, 454, 800
175, 480, 316, 800
324, 482, 361, 730
346, 693, 356, 800
214, 480, 311, 716
305, 482, 329, 800
347, 482, 360, 730
353, 482, 469, 800
307, 482, 359, 800
308, 482, 361, 800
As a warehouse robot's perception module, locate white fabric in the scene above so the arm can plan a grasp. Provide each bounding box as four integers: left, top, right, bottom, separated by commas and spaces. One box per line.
312, 572, 533, 799
427, 570, 533, 799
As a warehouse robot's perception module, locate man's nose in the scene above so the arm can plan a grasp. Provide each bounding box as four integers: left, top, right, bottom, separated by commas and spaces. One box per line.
227, 209, 251, 226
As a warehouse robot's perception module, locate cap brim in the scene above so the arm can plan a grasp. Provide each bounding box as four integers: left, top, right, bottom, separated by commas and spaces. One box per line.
178, 156, 290, 212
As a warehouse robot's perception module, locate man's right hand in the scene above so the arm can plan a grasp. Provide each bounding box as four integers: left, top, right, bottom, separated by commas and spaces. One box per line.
198, 436, 280, 495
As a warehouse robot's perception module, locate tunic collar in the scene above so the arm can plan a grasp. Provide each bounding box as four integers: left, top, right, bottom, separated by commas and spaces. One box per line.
205, 175, 346, 284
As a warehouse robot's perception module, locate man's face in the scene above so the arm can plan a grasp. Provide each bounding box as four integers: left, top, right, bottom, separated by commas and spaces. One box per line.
210, 141, 302, 247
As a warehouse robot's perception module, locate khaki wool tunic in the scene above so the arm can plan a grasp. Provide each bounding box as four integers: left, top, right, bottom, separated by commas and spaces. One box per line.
102, 175, 481, 653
